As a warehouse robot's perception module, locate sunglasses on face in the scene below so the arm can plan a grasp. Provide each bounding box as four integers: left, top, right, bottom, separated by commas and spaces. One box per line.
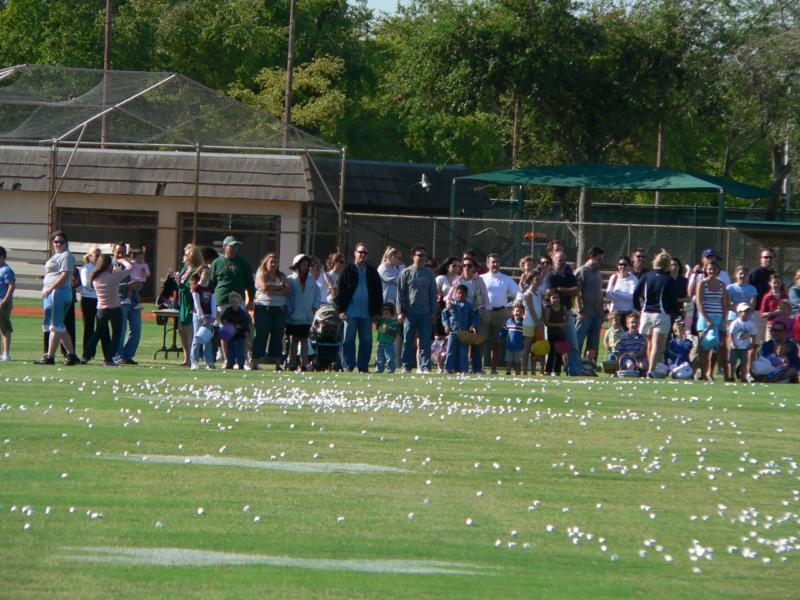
52, 239, 66, 245
618, 263, 628, 267
355, 250, 368, 255
762, 256, 774, 260
415, 253, 426, 258
462, 263, 473, 268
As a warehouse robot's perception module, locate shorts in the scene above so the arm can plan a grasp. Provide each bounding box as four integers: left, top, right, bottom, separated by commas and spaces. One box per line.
696, 313, 726, 335
43, 287, 72, 333
639, 312, 671, 336
286, 322, 311, 338
506, 349, 523, 363
0, 302, 12, 336
480, 308, 508, 344
729, 348, 749, 366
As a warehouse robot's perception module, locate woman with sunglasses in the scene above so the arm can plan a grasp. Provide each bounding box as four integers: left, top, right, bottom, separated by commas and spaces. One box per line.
36, 231, 79, 365
606, 256, 638, 324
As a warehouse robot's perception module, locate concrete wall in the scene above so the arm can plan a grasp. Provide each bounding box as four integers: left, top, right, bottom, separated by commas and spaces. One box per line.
0, 190, 303, 298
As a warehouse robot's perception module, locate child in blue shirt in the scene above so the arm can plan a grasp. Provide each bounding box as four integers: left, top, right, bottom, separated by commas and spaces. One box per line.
220, 292, 251, 369
0, 246, 15, 361
441, 284, 477, 374
617, 313, 647, 374
665, 318, 693, 366
500, 302, 525, 375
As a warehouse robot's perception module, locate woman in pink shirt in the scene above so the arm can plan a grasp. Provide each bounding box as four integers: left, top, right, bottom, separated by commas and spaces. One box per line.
81, 254, 132, 366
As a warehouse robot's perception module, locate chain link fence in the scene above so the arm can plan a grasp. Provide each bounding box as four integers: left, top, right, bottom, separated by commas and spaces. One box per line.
343, 212, 800, 278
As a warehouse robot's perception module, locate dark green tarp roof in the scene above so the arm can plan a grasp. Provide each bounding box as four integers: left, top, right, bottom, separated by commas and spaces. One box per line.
458, 164, 772, 199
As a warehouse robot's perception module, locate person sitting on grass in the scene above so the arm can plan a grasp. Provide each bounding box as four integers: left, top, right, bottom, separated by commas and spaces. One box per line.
0, 246, 15, 362
603, 312, 626, 362
665, 318, 693, 367
757, 322, 799, 383
617, 313, 648, 375
220, 292, 250, 370
441, 284, 478, 374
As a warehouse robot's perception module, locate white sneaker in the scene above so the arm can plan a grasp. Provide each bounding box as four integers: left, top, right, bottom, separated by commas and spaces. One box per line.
243, 362, 252, 371
190, 363, 200, 371
0, 353, 8, 362
216, 349, 224, 361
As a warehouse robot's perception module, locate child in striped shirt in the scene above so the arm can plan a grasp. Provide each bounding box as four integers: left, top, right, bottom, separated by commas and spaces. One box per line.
500, 302, 525, 375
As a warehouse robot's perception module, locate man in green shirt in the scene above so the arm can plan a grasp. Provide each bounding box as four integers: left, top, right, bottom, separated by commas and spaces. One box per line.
210, 236, 256, 368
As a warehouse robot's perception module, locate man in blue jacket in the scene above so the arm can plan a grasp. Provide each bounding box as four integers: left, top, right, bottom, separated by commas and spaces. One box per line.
334, 242, 383, 372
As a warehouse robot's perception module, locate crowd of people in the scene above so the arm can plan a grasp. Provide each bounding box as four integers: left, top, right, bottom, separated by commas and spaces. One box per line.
0, 232, 798, 383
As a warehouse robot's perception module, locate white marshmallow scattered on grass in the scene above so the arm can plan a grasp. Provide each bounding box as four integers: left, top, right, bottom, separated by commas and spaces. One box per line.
465, 518, 474, 527
337, 516, 345, 524
196, 507, 205, 516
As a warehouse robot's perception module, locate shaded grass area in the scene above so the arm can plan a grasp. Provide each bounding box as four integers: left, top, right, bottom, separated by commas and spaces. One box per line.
0, 313, 799, 597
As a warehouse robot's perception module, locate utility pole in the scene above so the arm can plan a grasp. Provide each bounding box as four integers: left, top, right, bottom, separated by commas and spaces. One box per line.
654, 122, 664, 206
282, 0, 297, 149
101, 0, 112, 147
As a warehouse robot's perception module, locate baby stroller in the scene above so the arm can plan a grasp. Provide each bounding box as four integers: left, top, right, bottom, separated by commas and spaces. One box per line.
310, 305, 343, 371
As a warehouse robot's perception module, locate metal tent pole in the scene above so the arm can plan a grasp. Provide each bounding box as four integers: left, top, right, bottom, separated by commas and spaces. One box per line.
193, 143, 201, 244
337, 147, 346, 252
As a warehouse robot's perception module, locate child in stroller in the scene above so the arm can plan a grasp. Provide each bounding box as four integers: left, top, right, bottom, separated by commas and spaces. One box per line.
310, 304, 343, 371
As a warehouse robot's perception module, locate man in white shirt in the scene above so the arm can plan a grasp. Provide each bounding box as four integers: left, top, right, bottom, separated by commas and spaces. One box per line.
480, 254, 518, 374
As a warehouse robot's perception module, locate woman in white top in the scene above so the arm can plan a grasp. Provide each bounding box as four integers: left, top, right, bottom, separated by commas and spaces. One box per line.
377, 246, 404, 304
606, 255, 638, 320
517, 269, 544, 375
319, 252, 345, 305
79, 245, 102, 359
253, 252, 290, 368
435, 257, 460, 301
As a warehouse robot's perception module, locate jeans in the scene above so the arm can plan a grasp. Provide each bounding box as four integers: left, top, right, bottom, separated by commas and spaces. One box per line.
84, 307, 122, 362
445, 334, 469, 373
565, 312, 582, 375
575, 313, 603, 358
376, 340, 396, 372
116, 303, 142, 361
253, 305, 287, 362
81, 296, 105, 358
43, 287, 72, 333
227, 339, 246, 368
401, 313, 432, 371
343, 316, 373, 372
191, 314, 214, 365
470, 344, 483, 373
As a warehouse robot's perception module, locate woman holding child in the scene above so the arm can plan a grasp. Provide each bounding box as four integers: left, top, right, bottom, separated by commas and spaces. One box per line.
82, 254, 133, 366
252, 253, 290, 369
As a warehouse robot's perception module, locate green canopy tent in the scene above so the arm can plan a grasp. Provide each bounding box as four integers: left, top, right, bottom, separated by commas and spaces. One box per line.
452, 164, 773, 225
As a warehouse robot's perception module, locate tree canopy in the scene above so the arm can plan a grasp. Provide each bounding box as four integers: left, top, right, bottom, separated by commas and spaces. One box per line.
1, 0, 797, 212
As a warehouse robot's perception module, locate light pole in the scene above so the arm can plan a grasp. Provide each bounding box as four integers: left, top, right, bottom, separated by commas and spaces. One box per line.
282, 0, 297, 149
406, 173, 431, 202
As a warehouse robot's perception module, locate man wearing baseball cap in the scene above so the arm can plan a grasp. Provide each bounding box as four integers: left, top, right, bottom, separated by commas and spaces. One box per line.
210, 236, 256, 368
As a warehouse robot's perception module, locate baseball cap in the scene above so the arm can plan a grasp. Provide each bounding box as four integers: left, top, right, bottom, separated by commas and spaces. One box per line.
736, 302, 750, 313
701, 249, 717, 258
222, 236, 241, 247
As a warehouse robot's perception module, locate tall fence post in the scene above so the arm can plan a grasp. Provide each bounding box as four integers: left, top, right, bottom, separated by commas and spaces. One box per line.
432, 216, 438, 259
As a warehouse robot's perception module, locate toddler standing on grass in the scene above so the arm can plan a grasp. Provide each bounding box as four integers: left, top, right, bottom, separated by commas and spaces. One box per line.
0, 246, 15, 362
376, 302, 400, 373
543, 289, 567, 375
603, 312, 626, 360
441, 285, 477, 374
220, 291, 250, 369
500, 302, 525, 375
728, 302, 757, 382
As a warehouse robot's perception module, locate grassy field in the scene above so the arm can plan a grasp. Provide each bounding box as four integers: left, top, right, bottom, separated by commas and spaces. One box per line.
1, 305, 799, 598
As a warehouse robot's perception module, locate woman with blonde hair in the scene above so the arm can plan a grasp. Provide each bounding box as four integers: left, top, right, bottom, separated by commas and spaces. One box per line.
632, 250, 680, 377
378, 246, 404, 359
79, 245, 102, 358
253, 252, 290, 368
175, 243, 203, 365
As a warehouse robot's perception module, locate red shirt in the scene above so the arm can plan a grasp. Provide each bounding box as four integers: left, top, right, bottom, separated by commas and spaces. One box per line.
760, 291, 788, 323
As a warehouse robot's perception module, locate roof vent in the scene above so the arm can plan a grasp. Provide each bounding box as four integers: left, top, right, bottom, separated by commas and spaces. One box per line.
155, 182, 166, 196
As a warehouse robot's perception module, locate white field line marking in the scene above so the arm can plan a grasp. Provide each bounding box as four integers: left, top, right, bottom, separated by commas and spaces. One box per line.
58, 546, 489, 575
99, 454, 411, 474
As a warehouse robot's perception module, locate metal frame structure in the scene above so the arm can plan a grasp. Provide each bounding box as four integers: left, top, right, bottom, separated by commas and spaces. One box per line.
0, 64, 347, 252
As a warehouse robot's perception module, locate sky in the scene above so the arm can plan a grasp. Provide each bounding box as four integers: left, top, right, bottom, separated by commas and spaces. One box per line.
364, 0, 400, 15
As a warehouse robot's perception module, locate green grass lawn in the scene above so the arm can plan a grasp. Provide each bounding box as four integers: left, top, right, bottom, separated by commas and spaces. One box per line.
0, 306, 798, 598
